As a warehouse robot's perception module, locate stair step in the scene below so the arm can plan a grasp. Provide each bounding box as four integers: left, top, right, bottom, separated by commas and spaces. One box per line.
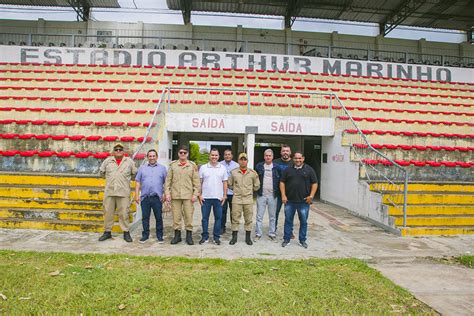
394, 216, 474, 227
383, 194, 474, 205
0, 173, 105, 188
371, 183, 474, 193
389, 205, 474, 216
0, 187, 104, 201
0, 218, 125, 233
0, 198, 137, 211
0, 208, 133, 222
400, 226, 474, 236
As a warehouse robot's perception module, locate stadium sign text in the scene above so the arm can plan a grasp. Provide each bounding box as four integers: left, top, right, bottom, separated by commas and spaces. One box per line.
166, 113, 334, 136
1, 46, 472, 83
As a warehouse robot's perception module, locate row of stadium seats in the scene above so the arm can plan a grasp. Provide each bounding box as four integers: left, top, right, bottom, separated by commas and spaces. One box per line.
353, 143, 473, 152
360, 159, 473, 168
344, 129, 474, 139
1, 85, 472, 100
0, 150, 145, 159
1, 105, 470, 118
0, 119, 156, 127
1, 62, 472, 88
0, 95, 470, 110
0, 133, 151, 142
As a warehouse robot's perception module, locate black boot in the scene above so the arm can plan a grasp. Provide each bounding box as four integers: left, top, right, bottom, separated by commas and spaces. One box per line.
186, 230, 194, 245
245, 231, 253, 245
170, 230, 182, 244
98, 231, 112, 241
123, 231, 133, 243
229, 231, 238, 245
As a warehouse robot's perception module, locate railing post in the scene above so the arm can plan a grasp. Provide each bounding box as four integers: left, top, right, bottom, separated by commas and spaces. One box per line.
329, 94, 333, 117
247, 90, 251, 114
328, 45, 332, 58
403, 171, 408, 227
27, 33, 32, 46
167, 87, 171, 112
405, 52, 408, 63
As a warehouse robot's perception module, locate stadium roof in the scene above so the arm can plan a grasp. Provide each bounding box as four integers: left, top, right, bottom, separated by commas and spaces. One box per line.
0, 0, 120, 21
0, 0, 119, 7
166, 0, 474, 35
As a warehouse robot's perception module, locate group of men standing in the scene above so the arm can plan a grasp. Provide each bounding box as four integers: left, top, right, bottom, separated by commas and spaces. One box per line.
98, 143, 318, 249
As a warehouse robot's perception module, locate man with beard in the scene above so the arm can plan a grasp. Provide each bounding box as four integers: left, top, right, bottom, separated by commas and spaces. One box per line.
273, 144, 292, 232
280, 151, 318, 249
219, 149, 239, 234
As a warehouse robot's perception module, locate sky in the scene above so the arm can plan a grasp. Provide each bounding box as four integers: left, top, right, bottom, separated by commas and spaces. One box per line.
0, 0, 467, 43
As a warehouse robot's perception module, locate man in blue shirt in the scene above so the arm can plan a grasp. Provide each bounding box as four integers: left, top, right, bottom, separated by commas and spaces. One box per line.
135, 149, 168, 243
219, 149, 239, 234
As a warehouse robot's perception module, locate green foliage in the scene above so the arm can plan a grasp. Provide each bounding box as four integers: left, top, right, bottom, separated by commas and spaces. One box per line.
0, 250, 434, 314
457, 255, 474, 268
189, 142, 200, 162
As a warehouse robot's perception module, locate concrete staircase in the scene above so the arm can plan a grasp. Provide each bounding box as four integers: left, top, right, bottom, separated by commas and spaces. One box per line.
371, 183, 474, 236
0, 173, 135, 232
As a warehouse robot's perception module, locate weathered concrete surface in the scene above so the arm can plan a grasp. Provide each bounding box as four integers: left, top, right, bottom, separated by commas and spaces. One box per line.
373, 261, 474, 316
0, 201, 472, 314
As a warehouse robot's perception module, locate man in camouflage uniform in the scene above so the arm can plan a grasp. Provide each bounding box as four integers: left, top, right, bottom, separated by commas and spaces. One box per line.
164, 145, 200, 245
228, 153, 260, 245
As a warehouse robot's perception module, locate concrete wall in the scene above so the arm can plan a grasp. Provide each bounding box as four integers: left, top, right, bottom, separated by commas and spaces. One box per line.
1, 19, 472, 58
320, 132, 394, 230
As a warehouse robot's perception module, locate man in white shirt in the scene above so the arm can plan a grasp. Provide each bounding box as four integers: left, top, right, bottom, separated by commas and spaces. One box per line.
219, 149, 239, 234
198, 148, 228, 245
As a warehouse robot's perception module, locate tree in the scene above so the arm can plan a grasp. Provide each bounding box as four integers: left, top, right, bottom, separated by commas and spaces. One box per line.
189, 142, 200, 162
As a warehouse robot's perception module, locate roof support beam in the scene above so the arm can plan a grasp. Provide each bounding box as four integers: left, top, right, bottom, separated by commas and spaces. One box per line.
380, 0, 426, 36
284, 0, 305, 29
67, 0, 91, 21
180, 0, 192, 25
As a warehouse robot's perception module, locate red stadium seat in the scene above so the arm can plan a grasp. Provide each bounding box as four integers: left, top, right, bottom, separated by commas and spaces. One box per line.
56, 152, 74, 158
93, 152, 110, 159
38, 151, 56, 157
120, 136, 135, 142
69, 135, 85, 141
103, 136, 119, 142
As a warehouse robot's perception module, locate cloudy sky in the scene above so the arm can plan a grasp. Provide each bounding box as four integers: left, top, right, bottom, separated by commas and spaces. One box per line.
0, 0, 466, 43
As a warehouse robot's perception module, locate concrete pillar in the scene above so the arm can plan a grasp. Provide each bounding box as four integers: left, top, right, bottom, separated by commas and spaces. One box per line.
237, 135, 245, 154
245, 133, 255, 169
375, 34, 383, 52
285, 27, 293, 55
418, 38, 426, 58
37, 18, 45, 34
158, 128, 173, 167
236, 25, 243, 52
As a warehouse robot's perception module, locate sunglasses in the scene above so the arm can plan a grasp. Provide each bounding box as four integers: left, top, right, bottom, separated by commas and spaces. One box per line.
114, 148, 123, 152
178, 151, 187, 154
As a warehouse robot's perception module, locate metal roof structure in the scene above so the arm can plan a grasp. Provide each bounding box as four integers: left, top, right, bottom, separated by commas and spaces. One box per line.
0, 0, 120, 21
166, 0, 474, 36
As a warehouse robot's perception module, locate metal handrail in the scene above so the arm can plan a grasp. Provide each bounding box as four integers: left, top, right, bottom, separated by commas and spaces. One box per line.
332, 94, 408, 226
132, 89, 166, 160
1, 32, 472, 67
160, 85, 408, 226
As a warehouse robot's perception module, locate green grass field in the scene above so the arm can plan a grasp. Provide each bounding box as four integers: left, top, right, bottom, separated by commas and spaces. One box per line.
457, 255, 474, 268
0, 250, 434, 314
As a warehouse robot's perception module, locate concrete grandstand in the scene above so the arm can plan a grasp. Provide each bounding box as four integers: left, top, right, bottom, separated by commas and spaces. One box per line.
0, 0, 473, 236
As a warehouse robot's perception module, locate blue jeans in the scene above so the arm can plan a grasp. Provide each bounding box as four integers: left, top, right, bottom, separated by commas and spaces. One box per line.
275, 196, 283, 231
221, 194, 233, 231
201, 198, 222, 240
283, 201, 309, 242
141, 196, 163, 240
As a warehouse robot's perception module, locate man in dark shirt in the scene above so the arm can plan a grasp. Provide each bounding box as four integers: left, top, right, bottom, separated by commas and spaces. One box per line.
279, 151, 318, 249
273, 144, 293, 232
